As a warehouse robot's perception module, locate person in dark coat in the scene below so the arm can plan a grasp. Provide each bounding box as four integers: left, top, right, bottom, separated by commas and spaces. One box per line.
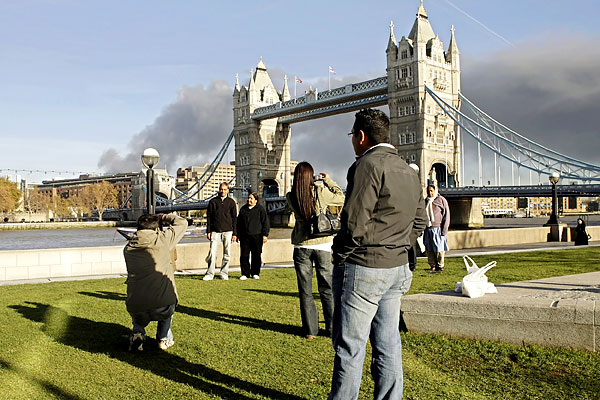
203, 182, 237, 280
574, 217, 589, 246
236, 192, 270, 280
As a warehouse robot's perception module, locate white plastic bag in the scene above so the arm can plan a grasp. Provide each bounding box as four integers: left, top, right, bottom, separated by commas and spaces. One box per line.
459, 255, 498, 298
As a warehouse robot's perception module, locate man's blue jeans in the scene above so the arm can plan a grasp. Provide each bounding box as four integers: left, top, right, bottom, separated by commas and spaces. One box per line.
129, 303, 176, 341
329, 262, 413, 400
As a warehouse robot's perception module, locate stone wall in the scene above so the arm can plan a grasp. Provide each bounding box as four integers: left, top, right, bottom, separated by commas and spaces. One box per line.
2, 226, 599, 283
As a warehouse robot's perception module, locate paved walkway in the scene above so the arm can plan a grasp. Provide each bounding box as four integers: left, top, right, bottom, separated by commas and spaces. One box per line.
403, 270, 600, 352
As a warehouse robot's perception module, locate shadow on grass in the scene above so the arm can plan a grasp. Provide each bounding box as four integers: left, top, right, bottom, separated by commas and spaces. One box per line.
243, 289, 324, 302
0, 359, 84, 400
79, 290, 303, 337
9, 302, 307, 400
243, 289, 299, 298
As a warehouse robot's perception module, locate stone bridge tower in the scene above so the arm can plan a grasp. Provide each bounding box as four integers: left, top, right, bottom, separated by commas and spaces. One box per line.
232, 58, 292, 199
386, 1, 461, 187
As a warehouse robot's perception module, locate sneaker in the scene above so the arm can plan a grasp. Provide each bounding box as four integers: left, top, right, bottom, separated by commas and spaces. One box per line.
239, 275, 248, 280
202, 275, 214, 281
220, 275, 229, 280
252, 275, 260, 280
129, 332, 145, 351
158, 339, 174, 350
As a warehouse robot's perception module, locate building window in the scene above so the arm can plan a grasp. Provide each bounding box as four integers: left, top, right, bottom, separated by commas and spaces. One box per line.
411, 154, 416, 161
398, 106, 404, 116
411, 105, 416, 114
400, 134, 405, 144
401, 50, 408, 59
401, 68, 408, 78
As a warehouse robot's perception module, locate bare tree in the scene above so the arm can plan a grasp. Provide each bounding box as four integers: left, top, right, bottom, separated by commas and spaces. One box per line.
0, 178, 21, 213
81, 181, 118, 221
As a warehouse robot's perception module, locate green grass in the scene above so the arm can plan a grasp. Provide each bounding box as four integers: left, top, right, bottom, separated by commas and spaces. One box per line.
1, 247, 599, 399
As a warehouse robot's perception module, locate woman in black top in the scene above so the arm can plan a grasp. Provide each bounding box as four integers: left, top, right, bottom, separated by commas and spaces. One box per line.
574, 217, 589, 246
236, 192, 270, 279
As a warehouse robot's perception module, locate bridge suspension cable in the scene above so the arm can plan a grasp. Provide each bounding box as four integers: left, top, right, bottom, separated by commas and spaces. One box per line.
168, 130, 235, 203
425, 86, 600, 183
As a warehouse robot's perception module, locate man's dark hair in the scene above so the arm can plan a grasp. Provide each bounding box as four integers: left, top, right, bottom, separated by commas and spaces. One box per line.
137, 214, 161, 230
353, 108, 390, 144
219, 182, 229, 189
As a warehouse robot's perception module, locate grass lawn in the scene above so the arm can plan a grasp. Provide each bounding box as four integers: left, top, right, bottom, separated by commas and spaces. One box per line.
1, 247, 599, 399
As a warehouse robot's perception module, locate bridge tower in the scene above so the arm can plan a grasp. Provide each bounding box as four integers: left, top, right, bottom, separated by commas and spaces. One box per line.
232, 58, 292, 199
386, 1, 461, 187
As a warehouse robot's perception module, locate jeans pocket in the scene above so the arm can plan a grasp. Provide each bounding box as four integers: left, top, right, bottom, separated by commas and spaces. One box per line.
353, 265, 388, 300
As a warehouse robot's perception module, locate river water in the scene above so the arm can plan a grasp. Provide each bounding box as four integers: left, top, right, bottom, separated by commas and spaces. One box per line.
0, 227, 294, 251
0, 215, 597, 251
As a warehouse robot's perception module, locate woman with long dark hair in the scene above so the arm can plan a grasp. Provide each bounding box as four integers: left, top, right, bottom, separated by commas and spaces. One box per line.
286, 161, 345, 339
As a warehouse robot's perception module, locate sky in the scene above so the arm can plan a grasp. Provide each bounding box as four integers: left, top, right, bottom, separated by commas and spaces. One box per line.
1, 0, 600, 186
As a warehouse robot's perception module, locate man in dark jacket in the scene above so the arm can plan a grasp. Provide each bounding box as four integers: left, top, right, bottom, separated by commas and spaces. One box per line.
203, 182, 237, 280
329, 109, 427, 399
124, 213, 187, 351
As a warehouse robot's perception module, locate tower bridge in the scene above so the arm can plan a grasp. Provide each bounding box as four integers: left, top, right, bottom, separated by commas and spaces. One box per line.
119, 1, 600, 226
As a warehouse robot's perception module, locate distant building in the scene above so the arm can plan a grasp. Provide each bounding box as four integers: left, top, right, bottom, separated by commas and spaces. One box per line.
37, 172, 138, 208
176, 164, 236, 200
482, 195, 585, 217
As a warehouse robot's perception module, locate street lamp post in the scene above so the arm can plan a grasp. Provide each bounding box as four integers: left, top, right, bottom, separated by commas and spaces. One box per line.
141, 148, 160, 215
546, 171, 560, 226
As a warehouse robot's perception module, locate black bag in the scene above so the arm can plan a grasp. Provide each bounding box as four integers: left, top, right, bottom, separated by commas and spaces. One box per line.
309, 189, 341, 237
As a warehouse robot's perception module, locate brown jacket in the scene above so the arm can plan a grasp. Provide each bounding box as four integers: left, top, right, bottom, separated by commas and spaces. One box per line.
124, 214, 187, 312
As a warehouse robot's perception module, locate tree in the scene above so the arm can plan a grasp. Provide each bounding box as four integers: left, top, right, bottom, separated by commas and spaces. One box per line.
51, 196, 73, 221
23, 188, 50, 217
0, 178, 21, 213
67, 195, 87, 222
81, 181, 118, 221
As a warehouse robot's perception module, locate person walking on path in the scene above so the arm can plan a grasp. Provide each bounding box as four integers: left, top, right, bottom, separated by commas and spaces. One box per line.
574, 217, 589, 246
329, 108, 426, 399
423, 183, 450, 272
204, 182, 237, 281
236, 192, 270, 280
286, 161, 345, 339
124, 213, 188, 351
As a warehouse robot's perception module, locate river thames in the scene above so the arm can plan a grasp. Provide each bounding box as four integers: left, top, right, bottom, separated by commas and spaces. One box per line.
0, 215, 597, 251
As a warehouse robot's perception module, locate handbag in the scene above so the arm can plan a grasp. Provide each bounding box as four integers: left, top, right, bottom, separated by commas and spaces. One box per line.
309, 188, 341, 237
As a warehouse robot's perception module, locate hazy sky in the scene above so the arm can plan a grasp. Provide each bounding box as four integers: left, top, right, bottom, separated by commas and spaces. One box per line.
2, 0, 599, 185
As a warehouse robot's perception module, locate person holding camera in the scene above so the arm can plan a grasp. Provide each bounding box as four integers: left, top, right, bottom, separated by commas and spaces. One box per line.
124, 212, 188, 351
286, 162, 345, 339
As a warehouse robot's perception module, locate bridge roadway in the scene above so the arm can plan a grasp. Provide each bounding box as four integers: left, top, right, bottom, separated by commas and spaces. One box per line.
112, 184, 600, 216
438, 184, 600, 198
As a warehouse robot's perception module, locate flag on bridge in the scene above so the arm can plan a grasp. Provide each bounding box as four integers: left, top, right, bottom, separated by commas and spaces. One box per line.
295, 76, 302, 83
329, 66, 336, 74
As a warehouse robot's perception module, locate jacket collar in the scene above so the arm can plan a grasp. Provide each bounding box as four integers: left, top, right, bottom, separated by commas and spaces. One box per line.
357, 143, 397, 159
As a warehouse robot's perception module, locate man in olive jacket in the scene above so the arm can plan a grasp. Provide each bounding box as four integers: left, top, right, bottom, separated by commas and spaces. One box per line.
124, 213, 187, 351
329, 109, 427, 399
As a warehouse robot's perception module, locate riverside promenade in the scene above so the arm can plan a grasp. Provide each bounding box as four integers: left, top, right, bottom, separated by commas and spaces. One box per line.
1, 226, 599, 352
